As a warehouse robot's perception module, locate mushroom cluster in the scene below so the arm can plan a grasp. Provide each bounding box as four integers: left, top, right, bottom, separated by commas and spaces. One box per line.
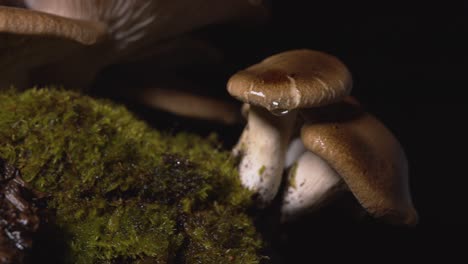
227, 49, 418, 225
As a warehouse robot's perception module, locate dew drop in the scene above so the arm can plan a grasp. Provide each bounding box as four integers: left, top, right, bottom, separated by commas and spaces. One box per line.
270, 108, 289, 116
249, 90, 265, 98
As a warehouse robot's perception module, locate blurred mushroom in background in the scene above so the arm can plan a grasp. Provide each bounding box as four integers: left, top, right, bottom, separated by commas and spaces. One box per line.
0, 0, 269, 90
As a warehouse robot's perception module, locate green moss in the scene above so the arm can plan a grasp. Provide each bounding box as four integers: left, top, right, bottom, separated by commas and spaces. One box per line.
0, 88, 264, 263
258, 165, 266, 176
288, 162, 299, 189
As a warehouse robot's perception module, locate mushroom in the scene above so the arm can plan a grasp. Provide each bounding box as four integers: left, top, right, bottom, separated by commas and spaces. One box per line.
1, 1, 268, 88
23, 0, 269, 54
227, 49, 352, 203
281, 98, 418, 225
140, 87, 242, 125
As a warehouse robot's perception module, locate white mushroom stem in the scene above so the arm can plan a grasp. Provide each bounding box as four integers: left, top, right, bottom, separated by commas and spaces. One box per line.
233, 105, 297, 204
284, 137, 307, 168
281, 151, 343, 222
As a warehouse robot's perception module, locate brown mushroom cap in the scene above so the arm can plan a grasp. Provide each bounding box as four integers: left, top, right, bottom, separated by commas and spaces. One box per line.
301, 98, 418, 225
227, 49, 352, 112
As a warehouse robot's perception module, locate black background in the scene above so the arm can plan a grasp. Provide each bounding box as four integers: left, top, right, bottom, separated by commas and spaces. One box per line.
95, 1, 467, 262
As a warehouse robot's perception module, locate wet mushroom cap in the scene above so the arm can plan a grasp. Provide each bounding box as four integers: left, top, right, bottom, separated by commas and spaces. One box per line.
301, 99, 418, 225
227, 49, 352, 112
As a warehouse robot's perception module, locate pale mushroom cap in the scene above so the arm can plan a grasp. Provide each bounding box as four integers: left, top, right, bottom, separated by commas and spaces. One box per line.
227, 49, 352, 112
301, 99, 418, 225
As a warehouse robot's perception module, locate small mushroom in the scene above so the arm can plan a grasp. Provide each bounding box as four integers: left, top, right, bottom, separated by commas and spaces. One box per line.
23, 0, 269, 53
281, 98, 418, 225
227, 49, 352, 203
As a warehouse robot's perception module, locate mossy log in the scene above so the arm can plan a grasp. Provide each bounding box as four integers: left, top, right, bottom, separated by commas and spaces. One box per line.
0, 88, 264, 263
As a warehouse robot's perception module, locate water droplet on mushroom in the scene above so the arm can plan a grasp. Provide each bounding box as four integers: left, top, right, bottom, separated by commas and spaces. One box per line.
249, 90, 265, 98
267, 101, 290, 116
270, 108, 289, 116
